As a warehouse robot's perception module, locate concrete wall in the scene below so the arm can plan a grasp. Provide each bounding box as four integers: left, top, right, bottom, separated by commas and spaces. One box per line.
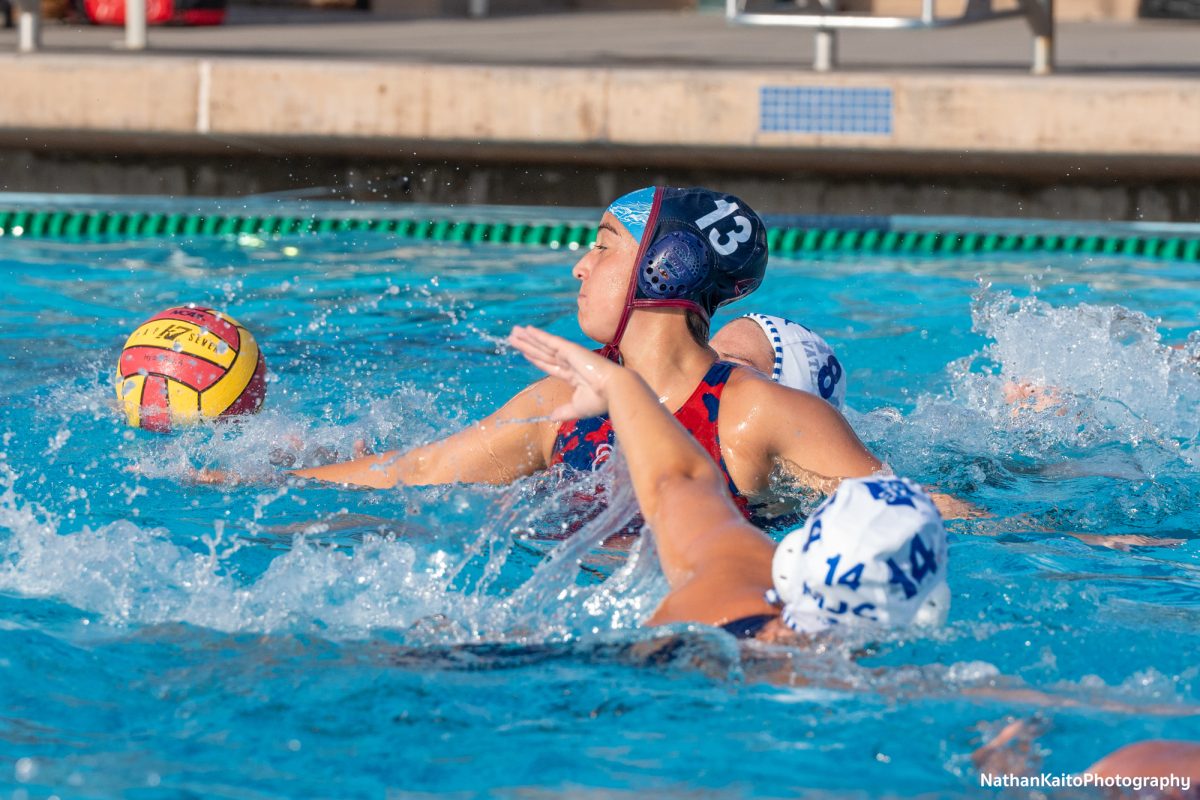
2, 55, 1196, 162
1, 54, 1197, 220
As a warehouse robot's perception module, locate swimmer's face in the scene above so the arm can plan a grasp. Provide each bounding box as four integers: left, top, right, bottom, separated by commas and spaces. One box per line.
572, 212, 639, 343
710, 317, 774, 375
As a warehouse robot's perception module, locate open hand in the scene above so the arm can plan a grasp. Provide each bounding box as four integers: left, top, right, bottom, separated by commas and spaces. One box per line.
508, 325, 620, 420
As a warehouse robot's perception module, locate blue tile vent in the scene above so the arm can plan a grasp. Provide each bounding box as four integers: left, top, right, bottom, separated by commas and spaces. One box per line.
759, 86, 893, 135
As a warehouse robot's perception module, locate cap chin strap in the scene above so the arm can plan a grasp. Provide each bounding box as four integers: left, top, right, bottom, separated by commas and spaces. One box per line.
600, 190, 708, 361
601, 190, 662, 363
602, 300, 708, 362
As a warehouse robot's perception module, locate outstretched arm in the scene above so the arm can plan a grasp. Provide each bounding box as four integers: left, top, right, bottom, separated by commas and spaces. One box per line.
509, 326, 777, 626
288, 377, 567, 489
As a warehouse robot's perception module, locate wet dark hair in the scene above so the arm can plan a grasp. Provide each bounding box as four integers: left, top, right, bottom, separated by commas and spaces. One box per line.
686, 310, 710, 346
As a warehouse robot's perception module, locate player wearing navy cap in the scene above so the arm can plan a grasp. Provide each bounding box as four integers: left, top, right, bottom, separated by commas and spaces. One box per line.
290, 186, 895, 524
508, 323, 947, 639
595, 186, 768, 362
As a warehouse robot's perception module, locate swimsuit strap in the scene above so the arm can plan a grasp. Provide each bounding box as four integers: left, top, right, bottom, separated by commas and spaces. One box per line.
551, 360, 751, 506
673, 361, 751, 512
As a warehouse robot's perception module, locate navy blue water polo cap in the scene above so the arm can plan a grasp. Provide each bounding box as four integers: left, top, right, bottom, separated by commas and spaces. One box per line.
602, 186, 768, 360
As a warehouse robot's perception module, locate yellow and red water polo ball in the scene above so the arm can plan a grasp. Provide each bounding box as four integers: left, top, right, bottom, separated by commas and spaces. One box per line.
116, 306, 267, 432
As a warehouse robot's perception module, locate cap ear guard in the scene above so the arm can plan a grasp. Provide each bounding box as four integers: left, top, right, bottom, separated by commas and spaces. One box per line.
637, 229, 709, 301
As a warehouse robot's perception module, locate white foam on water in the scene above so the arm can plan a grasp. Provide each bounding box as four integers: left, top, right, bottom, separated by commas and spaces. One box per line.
853, 290, 1200, 506
967, 289, 1200, 445
0, 454, 666, 643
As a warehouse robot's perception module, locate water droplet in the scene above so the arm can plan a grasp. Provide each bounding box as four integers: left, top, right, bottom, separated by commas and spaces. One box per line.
15, 757, 36, 782
121, 380, 136, 397
137, 368, 148, 377
215, 341, 229, 355
172, 341, 183, 352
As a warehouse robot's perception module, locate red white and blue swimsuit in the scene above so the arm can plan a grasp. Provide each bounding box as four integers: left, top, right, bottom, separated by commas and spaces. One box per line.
550, 360, 759, 522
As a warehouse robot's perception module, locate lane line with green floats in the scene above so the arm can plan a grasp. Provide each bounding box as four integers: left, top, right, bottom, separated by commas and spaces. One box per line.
1, 208, 1198, 261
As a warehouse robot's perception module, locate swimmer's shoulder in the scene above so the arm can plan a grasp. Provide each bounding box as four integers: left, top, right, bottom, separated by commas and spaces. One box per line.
490, 375, 574, 463
722, 363, 836, 419
720, 364, 853, 451
491, 375, 574, 426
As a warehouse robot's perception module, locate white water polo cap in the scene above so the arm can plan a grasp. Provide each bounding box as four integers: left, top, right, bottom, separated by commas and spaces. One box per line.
769, 476, 948, 634
742, 313, 846, 409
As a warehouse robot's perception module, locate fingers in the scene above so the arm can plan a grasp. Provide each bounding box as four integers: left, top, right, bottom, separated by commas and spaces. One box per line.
509, 326, 583, 383
517, 346, 571, 381
511, 324, 563, 350
508, 327, 559, 366
511, 326, 584, 365
509, 325, 559, 356
511, 325, 611, 379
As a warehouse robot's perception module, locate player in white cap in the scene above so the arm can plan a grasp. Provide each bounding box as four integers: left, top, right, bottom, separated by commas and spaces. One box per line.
768, 475, 948, 633
711, 313, 847, 410
508, 324, 947, 640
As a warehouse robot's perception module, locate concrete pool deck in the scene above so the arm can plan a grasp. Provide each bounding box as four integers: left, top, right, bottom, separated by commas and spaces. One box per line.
0, 9, 1198, 215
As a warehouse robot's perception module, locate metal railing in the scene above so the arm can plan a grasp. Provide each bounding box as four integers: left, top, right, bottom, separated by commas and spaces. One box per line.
9, 0, 147, 50
10, 0, 40, 51
7, 0, 491, 52
726, 0, 1055, 73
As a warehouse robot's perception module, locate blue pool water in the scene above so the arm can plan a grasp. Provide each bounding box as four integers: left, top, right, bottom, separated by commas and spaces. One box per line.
1, 203, 1199, 798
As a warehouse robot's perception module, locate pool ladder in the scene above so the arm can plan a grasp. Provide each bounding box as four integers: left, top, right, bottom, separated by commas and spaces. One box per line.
726, 0, 1055, 74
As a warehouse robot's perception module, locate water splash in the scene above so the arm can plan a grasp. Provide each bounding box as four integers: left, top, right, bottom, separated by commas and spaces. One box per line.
0, 454, 665, 644
853, 289, 1200, 532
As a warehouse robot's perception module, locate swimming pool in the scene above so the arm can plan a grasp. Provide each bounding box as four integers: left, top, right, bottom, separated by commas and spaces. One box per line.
1, 198, 1198, 798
